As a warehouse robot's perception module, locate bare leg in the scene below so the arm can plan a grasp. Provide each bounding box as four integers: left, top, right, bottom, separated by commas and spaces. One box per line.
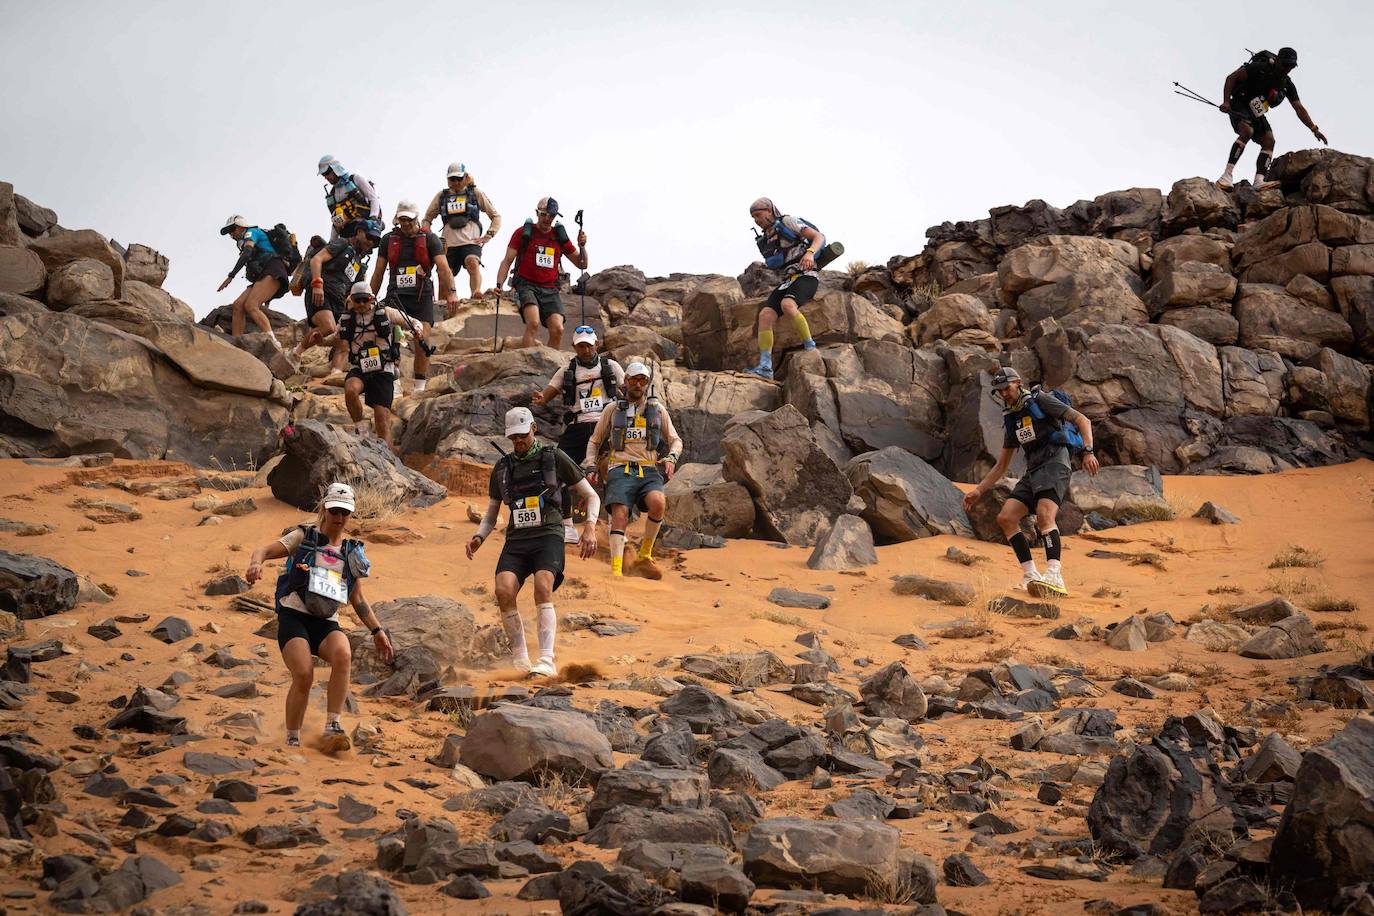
546, 313, 565, 350
280, 638, 316, 732
520, 304, 541, 349
316, 631, 352, 717
464, 254, 482, 299
343, 377, 366, 424
243, 277, 279, 338
231, 288, 248, 337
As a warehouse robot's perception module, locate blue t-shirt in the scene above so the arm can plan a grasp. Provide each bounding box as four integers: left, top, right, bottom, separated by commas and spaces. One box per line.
240, 227, 277, 259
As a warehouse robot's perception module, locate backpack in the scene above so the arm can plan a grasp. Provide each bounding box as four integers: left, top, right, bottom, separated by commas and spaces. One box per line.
273, 525, 366, 615
759, 216, 821, 270
496, 448, 559, 505
561, 356, 619, 410
610, 399, 664, 456
328, 175, 375, 224
1006, 387, 1085, 453
517, 219, 571, 271
340, 307, 400, 367
266, 223, 302, 272
385, 232, 433, 296
439, 187, 483, 232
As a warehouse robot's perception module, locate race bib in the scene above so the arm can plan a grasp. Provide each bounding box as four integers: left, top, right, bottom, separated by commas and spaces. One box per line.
1015, 417, 1036, 444
445, 197, 466, 214
1249, 96, 1269, 117
579, 395, 604, 415
360, 347, 383, 373
779, 275, 797, 289
307, 565, 348, 602
344, 261, 360, 281
534, 245, 556, 269
624, 422, 647, 443
397, 266, 417, 288
512, 496, 542, 529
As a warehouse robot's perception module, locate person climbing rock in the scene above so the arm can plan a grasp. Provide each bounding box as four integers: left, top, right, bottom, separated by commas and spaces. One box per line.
531, 326, 626, 543
492, 197, 588, 350
583, 362, 682, 579
962, 366, 1099, 598
318, 155, 382, 240
745, 197, 834, 380
1215, 47, 1327, 191
467, 407, 600, 678
369, 200, 455, 393
217, 215, 289, 346
423, 162, 502, 303
302, 219, 382, 373
317, 282, 425, 447
245, 482, 393, 752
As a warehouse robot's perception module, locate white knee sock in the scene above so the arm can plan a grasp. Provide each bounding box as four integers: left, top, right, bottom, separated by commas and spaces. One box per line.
537, 603, 556, 662
500, 609, 528, 661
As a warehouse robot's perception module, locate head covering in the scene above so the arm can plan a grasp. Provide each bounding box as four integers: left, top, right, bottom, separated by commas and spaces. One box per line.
538, 196, 560, 218
219, 214, 250, 236
318, 155, 339, 176
446, 161, 467, 179
348, 281, 375, 301
625, 361, 651, 379
572, 326, 598, 346
1277, 46, 1298, 66
322, 482, 356, 511
749, 197, 780, 218
395, 200, 419, 221
991, 366, 1022, 390
505, 406, 535, 436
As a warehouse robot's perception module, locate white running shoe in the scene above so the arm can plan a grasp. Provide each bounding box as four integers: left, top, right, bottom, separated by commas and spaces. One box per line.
1215, 173, 1235, 191
529, 658, 557, 678
1041, 570, 1068, 595
1252, 177, 1280, 191
1019, 570, 1045, 592
562, 525, 581, 544
511, 655, 532, 674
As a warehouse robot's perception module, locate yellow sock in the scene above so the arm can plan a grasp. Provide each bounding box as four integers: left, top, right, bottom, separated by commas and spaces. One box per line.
611, 556, 623, 576
758, 328, 774, 353
791, 312, 812, 342
639, 516, 662, 559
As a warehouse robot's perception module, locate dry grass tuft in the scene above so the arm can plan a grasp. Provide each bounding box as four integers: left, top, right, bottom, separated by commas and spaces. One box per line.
1093, 585, 1123, 599
846, 260, 870, 276
1208, 584, 1243, 595
1308, 595, 1358, 614
1131, 501, 1177, 522
1315, 620, 1367, 633
1269, 545, 1324, 569
1266, 572, 1318, 597
335, 475, 404, 524
751, 610, 808, 628
1129, 553, 1168, 570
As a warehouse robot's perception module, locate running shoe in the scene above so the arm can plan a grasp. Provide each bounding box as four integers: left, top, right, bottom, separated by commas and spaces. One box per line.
529, 658, 557, 678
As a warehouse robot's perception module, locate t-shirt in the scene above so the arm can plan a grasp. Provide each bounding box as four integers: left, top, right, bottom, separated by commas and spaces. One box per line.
1231, 63, 1299, 112
769, 215, 825, 278
508, 224, 579, 288
587, 398, 684, 469
240, 227, 277, 259
548, 357, 626, 424
321, 238, 367, 301
487, 446, 585, 541
1002, 390, 1072, 471
278, 526, 350, 621
380, 230, 444, 301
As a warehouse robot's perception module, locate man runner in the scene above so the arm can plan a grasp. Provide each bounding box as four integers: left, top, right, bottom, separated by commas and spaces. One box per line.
369, 200, 456, 392
583, 362, 683, 579
492, 197, 588, 350
961, 367, 1100, 598
302, 219, 382, 372
318, 155, 382, 240
745, 198, 826, 380
467, 407, 600, 677
1215, 47, 1327, 191
424, 162, 502, 302
531, 326, 626, 543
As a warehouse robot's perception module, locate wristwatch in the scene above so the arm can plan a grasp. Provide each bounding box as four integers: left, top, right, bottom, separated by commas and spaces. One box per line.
370, 626, 383, 636
1083, 446, 1095, 454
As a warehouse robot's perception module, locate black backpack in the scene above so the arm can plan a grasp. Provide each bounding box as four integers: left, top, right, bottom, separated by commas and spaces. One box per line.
561, 356, 619, 408
266, 223, 302, 272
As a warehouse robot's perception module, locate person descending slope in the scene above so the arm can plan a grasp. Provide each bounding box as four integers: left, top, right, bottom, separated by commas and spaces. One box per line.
217, 215, 294, 346
583, 362, 682, 579
492, 197, 589, 350
424, 162, 502, 302
746, 198, 843, 380
245, 482, 393, 752
531, 326, 626, 544
1215, 47, 1327, 190
318, 155, 382, 240
369, 200, 455, 392
302, 219, 383, 372
962, 367, 1100, 598
467, 408, 600, 677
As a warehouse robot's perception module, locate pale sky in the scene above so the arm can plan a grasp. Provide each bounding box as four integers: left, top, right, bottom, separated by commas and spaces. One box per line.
2, 0, 1370, 319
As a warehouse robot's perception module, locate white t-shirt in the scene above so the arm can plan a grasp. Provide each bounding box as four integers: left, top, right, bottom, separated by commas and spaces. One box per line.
547, 358, 626, 424
278, 527, 349, 621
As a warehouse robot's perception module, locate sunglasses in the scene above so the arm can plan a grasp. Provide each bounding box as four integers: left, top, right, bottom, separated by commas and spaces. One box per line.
326, 507, 353, 517
349, 295, 374, 303
574, 325, 595, 335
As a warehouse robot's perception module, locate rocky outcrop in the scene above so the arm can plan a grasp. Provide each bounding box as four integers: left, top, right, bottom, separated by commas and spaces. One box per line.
845, 447, 973, 542
663, 463, 755, 539
268, 419, 446, 512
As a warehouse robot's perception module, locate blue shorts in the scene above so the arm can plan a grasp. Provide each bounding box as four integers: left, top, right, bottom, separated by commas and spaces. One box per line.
604, 464, 665, 511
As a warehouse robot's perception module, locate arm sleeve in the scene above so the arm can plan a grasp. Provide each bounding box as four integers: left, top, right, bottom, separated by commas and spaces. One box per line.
658, 405, 684, 461
354, 175, 381, 217
571, 477, 600, 522
474, 497, 501, 541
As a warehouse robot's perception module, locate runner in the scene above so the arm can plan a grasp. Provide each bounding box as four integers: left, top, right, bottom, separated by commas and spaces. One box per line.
302, 219, 382, 372
318, 155, 382, 240
745, 197, 824, 380
531, 326, 626, 543
369, 200, 456, 392
423, 162, 502, 303
320, 282, 425, 446
217, 215, 288, 346
245, 482, 393, 752
961, 367, 1100, 598
492, 197, 588, 350
467, 407, 600, 677
1215, 47, 1327, 190
583, 362, 682, 579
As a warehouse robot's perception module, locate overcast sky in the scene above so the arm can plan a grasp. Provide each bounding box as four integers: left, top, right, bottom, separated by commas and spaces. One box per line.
2, 0, 1370, 319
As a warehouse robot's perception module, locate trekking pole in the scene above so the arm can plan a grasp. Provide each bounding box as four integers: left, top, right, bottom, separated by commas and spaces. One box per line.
1172, 81, 1219, 108
574, 210, 588, 327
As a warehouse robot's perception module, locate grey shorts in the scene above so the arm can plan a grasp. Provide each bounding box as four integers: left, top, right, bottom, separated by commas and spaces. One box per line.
514, 281, 563, 326
605, 464, 665, 512
1008, 462, 1071, 508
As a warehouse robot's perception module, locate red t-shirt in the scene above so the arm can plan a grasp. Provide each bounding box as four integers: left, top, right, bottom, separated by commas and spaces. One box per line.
508, 224, 579, 288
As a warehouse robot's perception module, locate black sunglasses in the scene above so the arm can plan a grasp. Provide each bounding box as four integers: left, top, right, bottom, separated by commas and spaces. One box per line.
326, 506, 353, 517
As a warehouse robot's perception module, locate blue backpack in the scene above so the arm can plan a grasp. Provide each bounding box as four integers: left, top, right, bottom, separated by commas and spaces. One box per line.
1027, 388, 1086, 453
759, 216, 821, 270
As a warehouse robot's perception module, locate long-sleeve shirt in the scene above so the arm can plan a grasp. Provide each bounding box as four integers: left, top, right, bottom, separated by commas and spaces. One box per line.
424, 186, 502, 248
584, 397, 683, 469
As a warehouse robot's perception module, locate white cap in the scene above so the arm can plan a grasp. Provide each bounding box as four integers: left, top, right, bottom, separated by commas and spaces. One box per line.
395, 200, 419, 221
322, 482, 355, 511
446, 161, 467, 179
220, 214, 250, 235
348, 281, 375, 300
318, 155, 338, 175
505, 407, 535, 436
625, 361, 651, 379
572, 327, 598, 346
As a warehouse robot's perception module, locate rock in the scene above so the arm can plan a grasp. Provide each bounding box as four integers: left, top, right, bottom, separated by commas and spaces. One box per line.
860, 662, 928, 721
766, 588, 830, 610
11, 191, 57, 238
912, 293, 994, 346
1306, 346, 1372, 430
46, 258, 115, 308
805, 515, 877, 570
1162, 177, 1241, 234
150, 616, 193, 644
1159, 307, 1240, 347
1105, 616, 1149, 652
0, 246, 46, 297
459, 704, 614, 783
1147, 261, 1237, 314
743, 817, 932, 901
183, 752, 256, 777
721, 405, 853, 546
706, 748, 786, 792
1000, 235, 1146, 326
1198, 877, 1268, 914
583, 805, 734, 850
680, 861, 755, 913
28, 229, 125, 297
845, 447, 973, 542
681, 651, 792, 688
659, 367, 782, 465
295, 869, 406, 916
892, 574, 975, 606
1235, 283, 1353, 359
1244, 732, 1303, 783
1194, 502, 1240, 524
1238, 613, 1325, 659
988, 595, 1060, 620
337, 794, 377, 825
122, 243, 169, 287
0, 550, 79, 620
663, 463, 755, 538
269, 419, 445, 512
1068, 322, 1224, 420
1068, 465, 1168, 522
204, 574, 250, 597
351, 595, 477, 681
823, 787, 895, 821
587, 765, 709, 827
660, 685, 738, 734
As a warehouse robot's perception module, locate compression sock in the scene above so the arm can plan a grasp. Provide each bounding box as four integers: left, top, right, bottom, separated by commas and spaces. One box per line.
1254, 151, 1273, 182
1047, 559, 1062, 576
500, 609, 528, 660
758, 328, 774, 357
326, 712, 340, 727
536, 603, 556, 661
1040, 527, 1062, 563
1227, 138, 1246, 167
638, 515, 663, 560
610, 530, 626, 575
790, 312, 813, 345
1009, 531, 1035, 574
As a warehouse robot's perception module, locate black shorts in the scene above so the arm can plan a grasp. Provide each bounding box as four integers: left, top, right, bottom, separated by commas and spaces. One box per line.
309, 287, 346, 322
558, 420, 597, 465
764, 274, 819, 314
446, 244, 483, 271
346, 369, 395, 410
1230, 109, 1273, 138
495, 533, 565, 592
276, 609, 342, 656
389, 294, 434, 325
247, 257, 290, 301
1008, 462, 1072, 508
515, 281, 564, 326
